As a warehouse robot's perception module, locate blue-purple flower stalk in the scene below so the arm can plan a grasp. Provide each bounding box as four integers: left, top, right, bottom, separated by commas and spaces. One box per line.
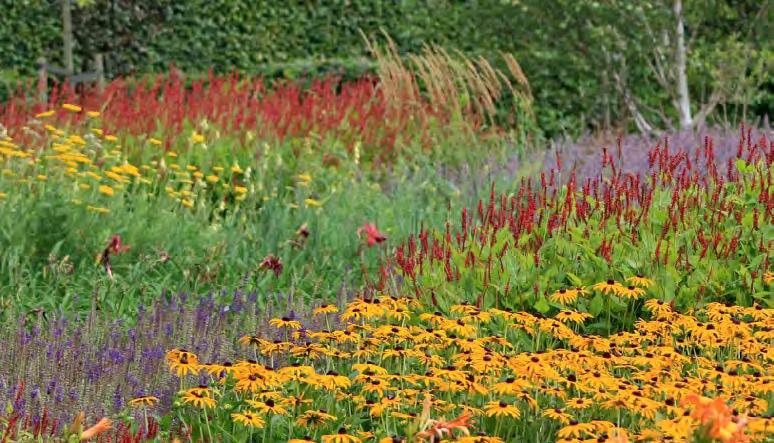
0, 288, 345, 429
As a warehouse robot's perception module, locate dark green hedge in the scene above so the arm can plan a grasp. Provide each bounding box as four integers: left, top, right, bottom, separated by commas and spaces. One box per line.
1, 0, 769, 134
1, 1, 478, 75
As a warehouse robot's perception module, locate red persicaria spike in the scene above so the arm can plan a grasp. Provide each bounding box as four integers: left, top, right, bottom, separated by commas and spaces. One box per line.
556, 149, 563, 172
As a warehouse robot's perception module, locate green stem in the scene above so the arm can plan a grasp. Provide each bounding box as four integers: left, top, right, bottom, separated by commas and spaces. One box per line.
203, 409, 213, 442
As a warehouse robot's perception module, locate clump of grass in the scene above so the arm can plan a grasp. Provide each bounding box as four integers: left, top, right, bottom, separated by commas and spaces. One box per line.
363, 31, 536, 143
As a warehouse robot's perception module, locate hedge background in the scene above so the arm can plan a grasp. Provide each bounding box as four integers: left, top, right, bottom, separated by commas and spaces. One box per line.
0, 0, 769, 134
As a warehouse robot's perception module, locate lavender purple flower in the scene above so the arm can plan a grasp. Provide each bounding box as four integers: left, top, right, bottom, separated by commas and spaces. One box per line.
0, 289, 348, 427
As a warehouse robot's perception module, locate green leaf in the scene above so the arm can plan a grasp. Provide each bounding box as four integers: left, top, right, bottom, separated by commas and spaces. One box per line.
566, 272, 583, 287
534, 296, 551, 314
589, 294, 605, 316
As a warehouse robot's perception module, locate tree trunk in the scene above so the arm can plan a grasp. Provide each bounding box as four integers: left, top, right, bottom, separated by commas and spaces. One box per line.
61, 0, 74, 75
673, 0, 692, 129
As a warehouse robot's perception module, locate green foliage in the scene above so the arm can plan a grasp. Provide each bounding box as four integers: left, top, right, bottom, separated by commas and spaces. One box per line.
0, 130, 500, 319
390, 156, 773, 333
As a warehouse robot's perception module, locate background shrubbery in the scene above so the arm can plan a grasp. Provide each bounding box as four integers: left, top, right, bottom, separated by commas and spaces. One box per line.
1, 0, 769, 134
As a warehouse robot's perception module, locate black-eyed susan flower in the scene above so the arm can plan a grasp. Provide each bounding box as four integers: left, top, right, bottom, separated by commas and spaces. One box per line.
234, 369, 271, 393
550, 288, 579, 305
575, 286, 590, 297
643, 299, 672, 317
304, 198, 322, 207
390, 411, 418, 423
484, 401, 520, 419
231, 410, 265, 428
456, 435, 504, 443
419, 311, 448, 326
237, 335, 263, 347
387, 306, 411, 321
358, 398, 388, 417
555, 310, 592, 324
589, 420, 616, 434
269, 316, 301, 330
352, 363, 389, 375
567, 397, 593, 410
541, 408, 572, 425
442, 318, 478, 337
416, 352, 445, 367
618, 285, 646, 300
556, 420, 596, 439
288, 438, 316, 443
464, 309, 492, 323
491, 377, 531, 396
128, 396, 159, 408
450, 302, 478, 315
626, 275, 654, 288
322, 428, 362, 443
166, 349, 199, 377
190, 132, 205, 144
313, 304, 339, 316
98, 185, 114, 196
312, 370, 352, 390
181, 388, 216, 409
278, 362, 315, 378
284, 394, 314, 409
592, 279, 624, 295
361, 377, 391, 398
296, 409, 337, 427
247, 398, 288, 415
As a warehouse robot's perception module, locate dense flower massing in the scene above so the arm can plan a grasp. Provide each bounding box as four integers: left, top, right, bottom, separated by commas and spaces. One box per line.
164, 286, 774, 442
392, 129, 772, 311
0, 73, 442, 160
0, 104, 262, 213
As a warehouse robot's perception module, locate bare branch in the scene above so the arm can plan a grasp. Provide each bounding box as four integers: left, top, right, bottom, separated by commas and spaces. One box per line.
692, 89, 723, 130
613, 68, 655, 135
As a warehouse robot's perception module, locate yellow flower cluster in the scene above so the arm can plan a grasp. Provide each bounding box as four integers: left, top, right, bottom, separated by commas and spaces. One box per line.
0, 116, 257, 212
165, 292, 773, 442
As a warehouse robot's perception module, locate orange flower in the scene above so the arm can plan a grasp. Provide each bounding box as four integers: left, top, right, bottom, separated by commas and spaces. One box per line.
605, 429, 630, 443
416, 412, 475, 442
681, 394, 749, 443
80, 417, 112, 440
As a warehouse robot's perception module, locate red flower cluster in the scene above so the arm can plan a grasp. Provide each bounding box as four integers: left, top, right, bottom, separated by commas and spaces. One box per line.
259, 255, 283, 277
357, 223, 387, 247
100, 234, 130, 279
0, 72, 443, 162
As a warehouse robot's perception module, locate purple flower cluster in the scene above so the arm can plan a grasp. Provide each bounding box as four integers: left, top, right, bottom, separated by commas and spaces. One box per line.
0, 289, 345, 430
543, 124, 771, 181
